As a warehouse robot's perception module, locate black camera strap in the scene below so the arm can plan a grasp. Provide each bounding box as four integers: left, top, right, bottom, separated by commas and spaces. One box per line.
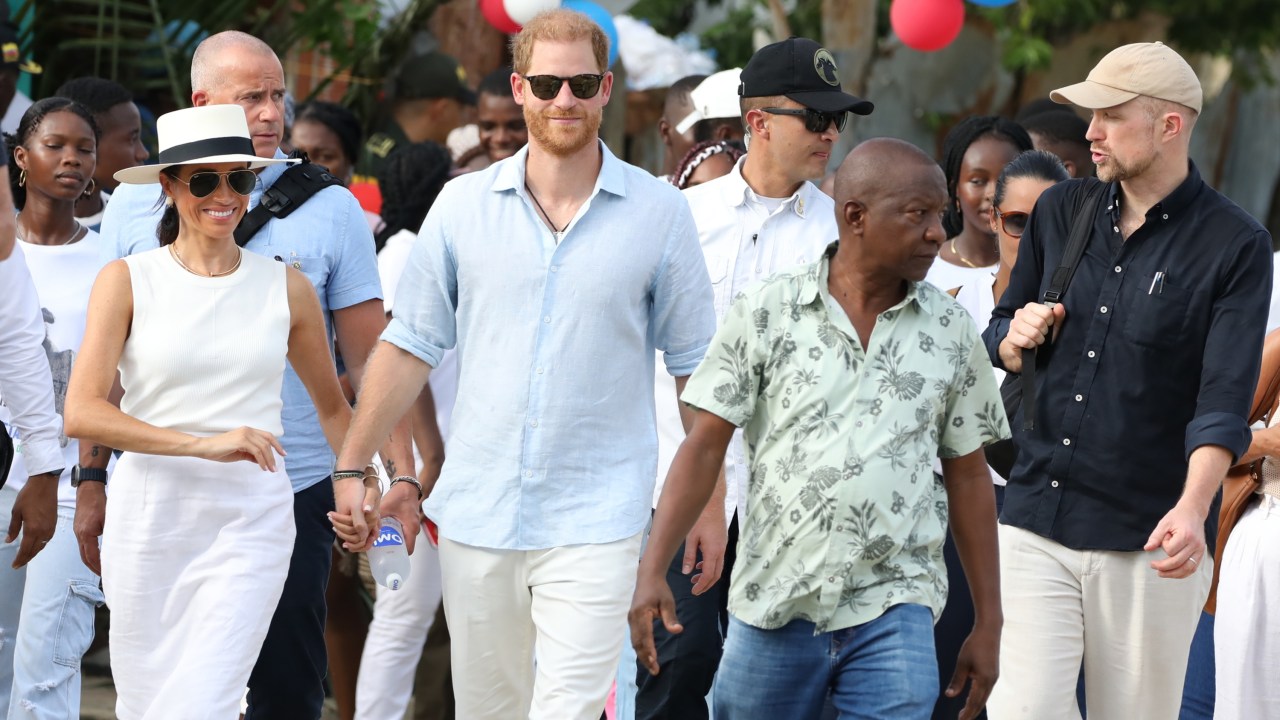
234, 151, 344, 248
1019, 179, 1107, 430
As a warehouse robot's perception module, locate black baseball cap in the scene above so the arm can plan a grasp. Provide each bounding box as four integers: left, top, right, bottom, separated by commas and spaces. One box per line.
739, 37, 872, 116
393, 51, 477, 105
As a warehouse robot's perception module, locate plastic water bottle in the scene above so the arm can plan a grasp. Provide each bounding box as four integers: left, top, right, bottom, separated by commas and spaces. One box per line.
370, 517, 410, 591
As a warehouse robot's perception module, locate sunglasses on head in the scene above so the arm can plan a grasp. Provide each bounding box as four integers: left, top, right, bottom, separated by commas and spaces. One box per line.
994, 208, 1030, 238
170, 169, 257, 198
522, 73, 605, 101
761, 107, 848, 134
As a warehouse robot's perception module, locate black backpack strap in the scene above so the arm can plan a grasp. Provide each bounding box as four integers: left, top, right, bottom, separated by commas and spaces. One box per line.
234, 153, 344, 247
1019, 179, 1107, 430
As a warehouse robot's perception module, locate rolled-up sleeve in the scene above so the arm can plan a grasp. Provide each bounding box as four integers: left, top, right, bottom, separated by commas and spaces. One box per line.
0, 248, 63, 476
650, 201, 715, 377
983, 182, 1056, 371
1186, 228, 1274, 462
379, 189, 459, 369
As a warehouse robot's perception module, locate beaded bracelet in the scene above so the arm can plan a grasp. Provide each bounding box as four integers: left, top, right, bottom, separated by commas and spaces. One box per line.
333, 470, 365, 482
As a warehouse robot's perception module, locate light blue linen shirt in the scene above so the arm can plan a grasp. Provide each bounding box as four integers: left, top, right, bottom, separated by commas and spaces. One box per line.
384, 142, 716, 550
98, 151, 383, 493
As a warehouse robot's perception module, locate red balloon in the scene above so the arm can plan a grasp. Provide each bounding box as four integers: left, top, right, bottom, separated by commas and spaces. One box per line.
480, 0, 521, 34
890, 0, 965, 52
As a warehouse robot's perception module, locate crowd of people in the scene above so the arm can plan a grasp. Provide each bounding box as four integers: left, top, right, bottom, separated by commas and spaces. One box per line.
0, 7, 1276, 720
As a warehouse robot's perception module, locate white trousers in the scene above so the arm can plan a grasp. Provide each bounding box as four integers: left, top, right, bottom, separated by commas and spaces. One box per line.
986, 524, 1210, 720
439, 532, 643, 720
354, 534, 444, 720
1214, 494, 1280, 720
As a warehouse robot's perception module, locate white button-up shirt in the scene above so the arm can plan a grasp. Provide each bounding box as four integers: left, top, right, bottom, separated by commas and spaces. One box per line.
653, 158, 837, 523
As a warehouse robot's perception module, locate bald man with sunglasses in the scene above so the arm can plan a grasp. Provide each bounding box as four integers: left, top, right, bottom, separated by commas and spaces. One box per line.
636, 36, 875, 720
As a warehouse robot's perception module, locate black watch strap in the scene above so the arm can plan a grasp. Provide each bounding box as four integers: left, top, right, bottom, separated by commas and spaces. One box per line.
71, 466, 108, 486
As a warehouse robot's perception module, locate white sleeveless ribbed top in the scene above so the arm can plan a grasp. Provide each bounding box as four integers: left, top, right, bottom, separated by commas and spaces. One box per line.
119, 246, 290, 436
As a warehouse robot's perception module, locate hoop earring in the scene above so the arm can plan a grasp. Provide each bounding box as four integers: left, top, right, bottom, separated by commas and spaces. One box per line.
17, 169, 25, 187
82, 178, 96, 198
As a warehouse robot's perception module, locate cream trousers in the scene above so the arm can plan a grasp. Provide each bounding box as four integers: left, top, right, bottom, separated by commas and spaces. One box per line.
439, 532, 643, 720
987, 523, 1210, 720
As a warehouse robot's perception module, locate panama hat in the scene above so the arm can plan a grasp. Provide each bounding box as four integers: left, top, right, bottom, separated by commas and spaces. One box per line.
114, 104, 295, 185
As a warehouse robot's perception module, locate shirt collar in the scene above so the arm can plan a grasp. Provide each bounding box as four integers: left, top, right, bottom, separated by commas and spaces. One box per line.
718, 156, 816, 219
799, 241, 932, 316
256, 148, 290, 188
1105, 159, 1204, 222
492, 140, 628, 199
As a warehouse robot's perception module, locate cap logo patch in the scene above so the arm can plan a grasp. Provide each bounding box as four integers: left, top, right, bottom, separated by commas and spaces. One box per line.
814, 48, 839, 87
2, 43, 17, 64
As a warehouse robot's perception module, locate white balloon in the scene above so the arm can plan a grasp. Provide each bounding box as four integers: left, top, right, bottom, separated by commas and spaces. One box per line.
503, 0, 561, 25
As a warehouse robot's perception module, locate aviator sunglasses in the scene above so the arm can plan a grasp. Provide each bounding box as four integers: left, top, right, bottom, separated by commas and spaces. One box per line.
522, 73, 606, 101
993, 208, 1030, 238
761, 107, 848, 134
169, 169, 257, 198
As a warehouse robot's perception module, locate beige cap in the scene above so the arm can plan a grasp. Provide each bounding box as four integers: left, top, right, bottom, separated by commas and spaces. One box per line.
1051, 42, 1202, 114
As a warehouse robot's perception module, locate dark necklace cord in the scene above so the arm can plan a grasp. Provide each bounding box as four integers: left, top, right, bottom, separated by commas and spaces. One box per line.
524, 182, 563, 234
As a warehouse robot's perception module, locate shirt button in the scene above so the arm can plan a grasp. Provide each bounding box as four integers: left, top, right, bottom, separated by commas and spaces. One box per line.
828, 576, 837, 583
536, 367, 544, 374
836, 525, 844, 532
523, 469, 533, 478
1063, 438, 1072, 446
543, 315, 551, 323
1162, 214, 1169, 220
1114, 266, 1122, 273
1100, 306, 1108, 314
530, 420, 538, 428
1087, 350, 1097, 358
550, 265, 559, 272
1051, 480, 1060, 488
1113, 226, 1120, 233
1075, 394, 1083, 402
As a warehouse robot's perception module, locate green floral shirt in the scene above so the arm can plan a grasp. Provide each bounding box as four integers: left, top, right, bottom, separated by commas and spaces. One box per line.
681, 244, 1009, 633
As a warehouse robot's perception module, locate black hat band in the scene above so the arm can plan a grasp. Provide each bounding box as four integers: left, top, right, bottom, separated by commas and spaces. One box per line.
158, 136, 256, 165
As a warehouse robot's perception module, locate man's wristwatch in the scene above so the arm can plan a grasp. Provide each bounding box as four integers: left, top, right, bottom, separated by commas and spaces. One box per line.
71, 465, 108, 487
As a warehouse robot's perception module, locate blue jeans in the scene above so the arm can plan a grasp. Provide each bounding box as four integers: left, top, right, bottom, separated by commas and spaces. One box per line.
1179, 610, 1215, 719
0, 485, 103, 718
713, 603, 938, 720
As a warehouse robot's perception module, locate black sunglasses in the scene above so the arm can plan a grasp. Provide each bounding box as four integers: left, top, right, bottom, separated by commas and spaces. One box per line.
994, 208, 1030, 238
761, 107, 848, 134
523, 73, 605, 101
171, 169, 257, 198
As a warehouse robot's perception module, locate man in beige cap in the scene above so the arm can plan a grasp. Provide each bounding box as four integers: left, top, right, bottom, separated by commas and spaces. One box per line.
981, 41, 1273, 718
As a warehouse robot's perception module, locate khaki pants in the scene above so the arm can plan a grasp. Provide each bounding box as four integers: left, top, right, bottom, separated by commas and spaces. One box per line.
987, 524, 1210, 720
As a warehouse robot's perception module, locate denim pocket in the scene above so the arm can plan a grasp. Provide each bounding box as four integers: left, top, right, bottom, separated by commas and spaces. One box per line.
52, 580, 104, 668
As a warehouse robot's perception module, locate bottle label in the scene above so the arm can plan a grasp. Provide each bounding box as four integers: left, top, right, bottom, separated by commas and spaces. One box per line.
374, 525, 404, 547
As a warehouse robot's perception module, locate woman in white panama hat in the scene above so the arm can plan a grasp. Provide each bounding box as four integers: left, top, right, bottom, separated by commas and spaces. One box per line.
64, 104, 373, 719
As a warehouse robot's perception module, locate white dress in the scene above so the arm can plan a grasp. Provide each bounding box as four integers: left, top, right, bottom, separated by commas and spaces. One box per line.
924, 255, 999, 295
102, 246, 295, 720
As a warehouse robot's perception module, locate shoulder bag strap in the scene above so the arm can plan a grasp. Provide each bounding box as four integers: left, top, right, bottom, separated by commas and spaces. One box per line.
234, 155, 344, 248
1019, 179, 1107, 431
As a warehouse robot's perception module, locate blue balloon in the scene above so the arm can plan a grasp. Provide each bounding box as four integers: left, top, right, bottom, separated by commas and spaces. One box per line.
561, 0, 619, 68
968, 0, 1018, 6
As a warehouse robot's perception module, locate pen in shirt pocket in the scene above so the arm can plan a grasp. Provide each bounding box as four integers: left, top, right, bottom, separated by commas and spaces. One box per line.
1147, 269, 1167, 295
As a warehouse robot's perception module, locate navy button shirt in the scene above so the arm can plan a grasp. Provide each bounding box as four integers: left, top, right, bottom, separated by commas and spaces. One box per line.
983, 163, 1273, 551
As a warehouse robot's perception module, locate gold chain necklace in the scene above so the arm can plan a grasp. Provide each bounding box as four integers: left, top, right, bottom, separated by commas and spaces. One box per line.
17, 220, 85, 246
949, 238, 982, 269
169, 243, 242, 277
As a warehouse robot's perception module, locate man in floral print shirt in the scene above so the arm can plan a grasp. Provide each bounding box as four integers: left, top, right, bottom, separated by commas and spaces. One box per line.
630, 138, 1008, 720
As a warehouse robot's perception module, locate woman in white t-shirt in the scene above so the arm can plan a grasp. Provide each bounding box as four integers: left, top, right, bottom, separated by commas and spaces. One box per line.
932, 148, 1069, 719
925, 116, 1033, 292
0, 97, 108, 717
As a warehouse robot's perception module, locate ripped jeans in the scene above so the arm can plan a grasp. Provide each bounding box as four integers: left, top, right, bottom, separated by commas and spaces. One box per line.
0, 484, 103, 718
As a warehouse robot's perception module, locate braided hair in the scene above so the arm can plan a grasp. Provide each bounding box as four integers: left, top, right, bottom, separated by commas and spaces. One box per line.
374, 141, 453, 252
671, 140, 745, 190
940, 116, 1032, 238
294, 101, 363, 170
6, 97, 101, 210
992, 149, 1069, 209
54, 77, 134, 116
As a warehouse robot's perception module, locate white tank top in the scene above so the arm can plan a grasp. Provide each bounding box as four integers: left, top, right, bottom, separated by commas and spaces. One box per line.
119, 246, 290, 436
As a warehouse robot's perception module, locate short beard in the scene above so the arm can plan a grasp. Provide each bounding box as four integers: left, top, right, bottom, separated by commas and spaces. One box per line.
525, 105, 601, 157
1095, 136, 1158, 183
